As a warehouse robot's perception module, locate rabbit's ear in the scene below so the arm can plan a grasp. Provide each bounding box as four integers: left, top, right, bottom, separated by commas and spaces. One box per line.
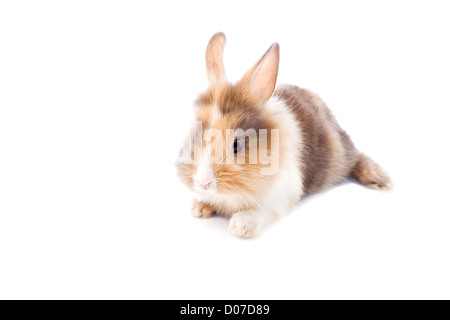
239, 43, 279, 105
205, 32, 227, 85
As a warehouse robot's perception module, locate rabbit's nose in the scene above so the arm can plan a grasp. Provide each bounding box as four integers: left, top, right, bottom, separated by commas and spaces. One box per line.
196, 178, 213, 190
194, 161, 215, 191
201, 181, 212, 190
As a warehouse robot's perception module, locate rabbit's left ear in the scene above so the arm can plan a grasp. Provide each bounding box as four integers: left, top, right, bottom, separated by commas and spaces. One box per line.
239, 43, 280, 105
205, 32, 227, 85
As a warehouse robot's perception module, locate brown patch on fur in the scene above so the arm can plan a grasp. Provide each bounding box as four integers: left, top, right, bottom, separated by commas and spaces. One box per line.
275, 85, 358, 195
195, 105, 212, 128
196, 89, 215, 107
177, 162, 196, 190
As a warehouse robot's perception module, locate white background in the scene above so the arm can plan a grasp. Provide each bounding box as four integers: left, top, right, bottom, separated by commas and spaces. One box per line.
1, 1, 449, 299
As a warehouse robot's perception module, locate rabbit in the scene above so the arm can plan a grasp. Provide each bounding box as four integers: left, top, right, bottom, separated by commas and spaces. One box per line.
177, 32, 391, 238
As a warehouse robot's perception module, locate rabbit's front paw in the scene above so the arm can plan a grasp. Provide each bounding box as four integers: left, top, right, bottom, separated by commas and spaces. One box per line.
229, 212, 261, 238
191, 199, 215, 218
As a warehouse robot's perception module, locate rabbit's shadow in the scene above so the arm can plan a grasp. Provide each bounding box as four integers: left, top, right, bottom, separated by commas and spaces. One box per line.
201, 178, 358, 238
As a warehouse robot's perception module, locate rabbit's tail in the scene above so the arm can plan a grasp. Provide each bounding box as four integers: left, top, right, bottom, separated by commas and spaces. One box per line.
351, 152, 392, 190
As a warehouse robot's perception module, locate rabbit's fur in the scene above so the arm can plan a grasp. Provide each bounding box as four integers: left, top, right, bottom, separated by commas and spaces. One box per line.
177, 33, 391, 237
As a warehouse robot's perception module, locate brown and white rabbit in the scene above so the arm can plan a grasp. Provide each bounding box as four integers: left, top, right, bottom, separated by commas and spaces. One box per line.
177, 32, 391, 238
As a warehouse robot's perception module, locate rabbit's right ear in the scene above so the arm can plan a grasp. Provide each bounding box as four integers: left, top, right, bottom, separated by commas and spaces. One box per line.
205, 32, 227, 85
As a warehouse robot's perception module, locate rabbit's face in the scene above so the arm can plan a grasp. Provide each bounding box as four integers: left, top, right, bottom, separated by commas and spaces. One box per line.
177, 83, 278, 208
177, 33, 281, 211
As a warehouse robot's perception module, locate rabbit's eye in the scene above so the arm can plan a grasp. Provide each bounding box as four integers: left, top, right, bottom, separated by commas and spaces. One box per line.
233, 138, 243, 154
